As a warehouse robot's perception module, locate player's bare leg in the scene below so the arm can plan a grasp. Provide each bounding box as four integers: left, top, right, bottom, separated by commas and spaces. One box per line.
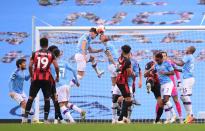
23, 96, 36, 123
181, 94, 194, 124
118, 97, 132, 124
90, 56, 104, 78
20, 100, 37, 123
172, 96, 183, 123
111, 77, 122, 124
154, 97, 163, 123
112, 94, 121, 124
20, 100, 28, 123
168, 97, 177, 123
52, 94, 65, 124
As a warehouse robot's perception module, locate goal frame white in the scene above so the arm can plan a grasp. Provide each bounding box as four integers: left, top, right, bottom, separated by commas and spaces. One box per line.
33, 25, 205, 122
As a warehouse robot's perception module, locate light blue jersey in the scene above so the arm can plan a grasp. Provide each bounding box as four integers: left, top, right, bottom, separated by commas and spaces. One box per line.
154, 61, 174, 85
182, 54, 195, 79
104, 41, 118, 63
76, 34, 92, 54
50, 59, 78, 87
9, 69, 30, 94
128, 58, 141, 87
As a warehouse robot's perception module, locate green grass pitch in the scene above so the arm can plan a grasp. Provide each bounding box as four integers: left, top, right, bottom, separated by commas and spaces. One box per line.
1, 123, 205, 131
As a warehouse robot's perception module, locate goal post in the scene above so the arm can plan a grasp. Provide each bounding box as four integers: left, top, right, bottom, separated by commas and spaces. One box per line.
34, 26, 205, 123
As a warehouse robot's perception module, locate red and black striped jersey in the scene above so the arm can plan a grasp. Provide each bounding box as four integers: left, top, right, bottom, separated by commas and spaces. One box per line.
116, 55, 131, 85
145, 61, 160, 84
31, 49, 55, 81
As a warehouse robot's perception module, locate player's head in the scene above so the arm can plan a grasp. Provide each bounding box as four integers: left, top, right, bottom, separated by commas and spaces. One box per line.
161, 51, 168, 60
40, 37, 48, 48
52, 48, 61, 58
186, 46, 196, 54
121, 45, 131, 57
152, 51, 159, 60
48, 45, 58, 52
89, 28, 98, 39
155, 52, 163, 65
146, 61, 155, 70
16, 58, 26, 70
100, 34, 109, 43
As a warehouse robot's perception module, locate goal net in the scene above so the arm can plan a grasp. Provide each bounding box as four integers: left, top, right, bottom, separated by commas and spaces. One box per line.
34, 26, 205, 123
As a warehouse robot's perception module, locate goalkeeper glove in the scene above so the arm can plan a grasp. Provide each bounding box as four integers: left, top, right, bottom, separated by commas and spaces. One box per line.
177, 80, 183, 92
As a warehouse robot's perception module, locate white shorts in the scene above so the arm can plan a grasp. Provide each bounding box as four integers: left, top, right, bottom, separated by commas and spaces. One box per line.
129, 86, 133, 94
75, 53, 90, 71
161, 82, 173, 97
9, 92, 27, 104
108, 64, 117, 77
182, 77, 195, 95
113, 85, 121, 95
57, 85, 70, 103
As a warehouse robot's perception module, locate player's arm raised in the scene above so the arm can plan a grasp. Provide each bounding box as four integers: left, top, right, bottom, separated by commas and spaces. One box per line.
88, 46, 103, 53
171, 59, 185, 66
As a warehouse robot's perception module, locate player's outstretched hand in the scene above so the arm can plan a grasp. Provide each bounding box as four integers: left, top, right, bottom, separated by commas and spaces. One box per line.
177, 80, 182, 90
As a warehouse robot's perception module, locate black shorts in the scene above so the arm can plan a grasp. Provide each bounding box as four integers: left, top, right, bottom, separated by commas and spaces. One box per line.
151, 83, 161, 99
29, 80, 51, 98
117, 83, 131, 98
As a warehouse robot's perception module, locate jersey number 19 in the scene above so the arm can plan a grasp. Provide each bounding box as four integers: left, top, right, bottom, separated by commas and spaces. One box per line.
37, 57, 49, 69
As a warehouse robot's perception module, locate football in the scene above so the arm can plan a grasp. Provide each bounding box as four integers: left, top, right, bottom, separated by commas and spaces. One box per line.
96, 25, 105, 34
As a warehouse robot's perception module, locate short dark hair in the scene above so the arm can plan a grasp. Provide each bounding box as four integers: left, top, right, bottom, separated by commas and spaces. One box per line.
190, 46, 196, 54
155, 52, 163, 59
16, 58, 26, 68
48, 45, 58, 52
89, 27, 98, 34
152, 50, 160, 56
121, 45, 131, 54
160, 51, 167, 56
40, 38, 48, 48
53, 48, 60, 58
